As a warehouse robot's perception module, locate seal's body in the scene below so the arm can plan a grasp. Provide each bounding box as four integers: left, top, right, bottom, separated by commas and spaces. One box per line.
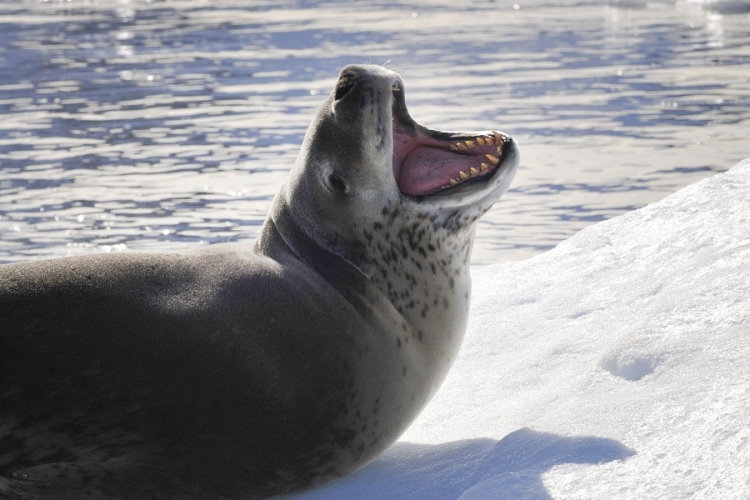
0, 65, 518, 499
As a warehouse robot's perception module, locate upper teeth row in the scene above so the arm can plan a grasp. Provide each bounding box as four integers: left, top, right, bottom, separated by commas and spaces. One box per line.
443, 131, 505, 188
449, 130, 505, 152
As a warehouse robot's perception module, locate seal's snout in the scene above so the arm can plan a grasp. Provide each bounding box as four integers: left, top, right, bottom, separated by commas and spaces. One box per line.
332, 65, 402, 107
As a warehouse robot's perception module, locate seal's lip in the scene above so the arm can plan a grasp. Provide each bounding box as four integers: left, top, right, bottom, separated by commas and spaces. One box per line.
390, 86, 514, 198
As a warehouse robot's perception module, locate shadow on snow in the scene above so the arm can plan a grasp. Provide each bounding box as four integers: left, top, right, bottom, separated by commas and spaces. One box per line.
283, 428, 635, 500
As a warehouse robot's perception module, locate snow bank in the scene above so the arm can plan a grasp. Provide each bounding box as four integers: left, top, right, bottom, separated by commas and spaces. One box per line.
283, 158, 750, 500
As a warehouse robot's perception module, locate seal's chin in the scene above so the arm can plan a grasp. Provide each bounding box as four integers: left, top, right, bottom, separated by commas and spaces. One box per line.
392, 124, 512, 197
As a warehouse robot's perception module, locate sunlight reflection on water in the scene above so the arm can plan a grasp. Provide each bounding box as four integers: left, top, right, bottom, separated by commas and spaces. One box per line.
0, 0, 748, 265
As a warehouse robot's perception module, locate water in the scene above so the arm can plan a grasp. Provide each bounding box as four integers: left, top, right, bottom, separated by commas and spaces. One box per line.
0, 0, 748, 266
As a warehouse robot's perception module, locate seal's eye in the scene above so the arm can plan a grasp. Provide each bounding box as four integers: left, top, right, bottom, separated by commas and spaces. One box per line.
335, 79, 355, 101
327, 173, 347, 193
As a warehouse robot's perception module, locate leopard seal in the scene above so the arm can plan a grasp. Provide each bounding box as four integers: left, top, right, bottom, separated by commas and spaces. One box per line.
0, 64, 518, 499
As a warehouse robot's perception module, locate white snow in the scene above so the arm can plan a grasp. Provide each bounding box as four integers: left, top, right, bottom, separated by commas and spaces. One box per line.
281, 158, 750, 500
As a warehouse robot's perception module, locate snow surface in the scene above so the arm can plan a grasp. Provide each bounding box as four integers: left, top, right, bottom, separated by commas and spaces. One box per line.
281, 158, 750, 500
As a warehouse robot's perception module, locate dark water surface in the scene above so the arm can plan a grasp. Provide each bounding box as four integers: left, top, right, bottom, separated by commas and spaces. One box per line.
0, 0, 748, 265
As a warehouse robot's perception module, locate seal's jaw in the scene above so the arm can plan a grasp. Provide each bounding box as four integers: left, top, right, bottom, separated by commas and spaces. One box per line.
393, 125, 513, 197
390, 85, 518, 202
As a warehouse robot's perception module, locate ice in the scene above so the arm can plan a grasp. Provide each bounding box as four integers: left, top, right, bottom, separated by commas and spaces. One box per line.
282, 157, 750, 499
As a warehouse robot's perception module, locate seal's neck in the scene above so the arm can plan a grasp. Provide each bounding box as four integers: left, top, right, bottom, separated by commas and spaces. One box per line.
258, 194, 472, 378
257, 198, 398, 331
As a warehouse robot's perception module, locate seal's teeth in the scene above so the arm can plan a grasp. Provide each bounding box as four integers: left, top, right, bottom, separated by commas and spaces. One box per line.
447, 134, 505, 171
443, 162, 492, 189
451, 139, 488, 151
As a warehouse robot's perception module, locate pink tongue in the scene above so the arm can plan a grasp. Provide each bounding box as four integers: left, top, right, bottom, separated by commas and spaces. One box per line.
398, 146, 481, 196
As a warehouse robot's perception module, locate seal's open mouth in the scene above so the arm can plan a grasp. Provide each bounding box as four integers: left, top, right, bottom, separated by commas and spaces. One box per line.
391, 85, 512, 197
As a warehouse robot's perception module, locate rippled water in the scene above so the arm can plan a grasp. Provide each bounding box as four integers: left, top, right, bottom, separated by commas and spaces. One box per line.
0, 0, 748, 265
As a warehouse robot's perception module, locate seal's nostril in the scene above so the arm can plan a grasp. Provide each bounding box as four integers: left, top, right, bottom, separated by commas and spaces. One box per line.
335, 82, 354, 101
335, 75, 356, 101
327, 173, 347, 192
